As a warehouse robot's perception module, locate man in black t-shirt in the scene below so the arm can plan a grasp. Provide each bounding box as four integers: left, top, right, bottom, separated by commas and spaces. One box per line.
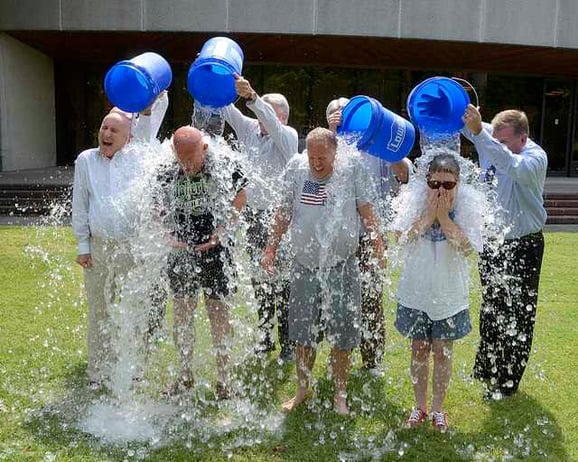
157, 126, 247, 399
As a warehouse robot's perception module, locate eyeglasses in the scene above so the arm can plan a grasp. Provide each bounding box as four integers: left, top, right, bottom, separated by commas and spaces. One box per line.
427, 180, 457, 190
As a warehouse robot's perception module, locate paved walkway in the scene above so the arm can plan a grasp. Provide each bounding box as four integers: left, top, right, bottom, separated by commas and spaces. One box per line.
1, 166, 577, 230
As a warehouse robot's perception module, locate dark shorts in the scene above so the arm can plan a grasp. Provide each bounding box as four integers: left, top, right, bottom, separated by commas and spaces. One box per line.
395, 304, 471, 341
289, 257, 361, 350
167, 245, 234, 299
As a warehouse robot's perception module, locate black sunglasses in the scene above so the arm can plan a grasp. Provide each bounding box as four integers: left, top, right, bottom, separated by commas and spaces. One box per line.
427, 180, 457, 190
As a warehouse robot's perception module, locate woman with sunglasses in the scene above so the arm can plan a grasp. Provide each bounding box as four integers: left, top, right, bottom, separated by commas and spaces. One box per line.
392, 153, 483, 432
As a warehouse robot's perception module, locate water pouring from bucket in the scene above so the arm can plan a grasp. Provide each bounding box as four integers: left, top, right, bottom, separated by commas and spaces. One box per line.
407, 76, 478, 135
187, 37, 244, 108
104, 52, 172, 113
336, 95, 415, 162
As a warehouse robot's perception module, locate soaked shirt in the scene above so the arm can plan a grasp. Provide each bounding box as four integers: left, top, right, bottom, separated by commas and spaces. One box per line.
72, 145, 156, 254
397, 218, 469, 321
223, 97, 298, 210
280, 153, 374, 268
156, 155, 246, 246
396, 198, 482, 321
462, 123, 547, 239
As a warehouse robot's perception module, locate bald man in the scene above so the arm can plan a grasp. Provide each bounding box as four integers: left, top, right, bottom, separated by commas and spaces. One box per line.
72, 110, 138, 388
156, 126, 247, 398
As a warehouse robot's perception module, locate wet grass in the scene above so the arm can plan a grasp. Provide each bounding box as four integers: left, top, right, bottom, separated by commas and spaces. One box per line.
0, 226, 576, 461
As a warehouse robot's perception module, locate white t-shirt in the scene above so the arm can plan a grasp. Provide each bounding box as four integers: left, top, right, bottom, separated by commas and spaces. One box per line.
397, 227, 470, 321
393, 183, 484, 321
281, 152, 375, 268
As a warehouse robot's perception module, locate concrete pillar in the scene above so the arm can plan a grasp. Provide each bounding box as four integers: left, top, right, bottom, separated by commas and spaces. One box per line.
0, 33, 56, 171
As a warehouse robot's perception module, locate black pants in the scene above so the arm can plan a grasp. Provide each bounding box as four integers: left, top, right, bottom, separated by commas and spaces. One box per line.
473, 232, 545, 395
245, 208, 293, 354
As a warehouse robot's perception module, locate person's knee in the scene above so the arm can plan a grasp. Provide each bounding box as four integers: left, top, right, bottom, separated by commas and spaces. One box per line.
432, 341, 453, 360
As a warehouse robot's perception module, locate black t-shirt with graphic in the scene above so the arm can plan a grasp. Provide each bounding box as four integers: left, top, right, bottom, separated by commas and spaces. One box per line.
157, 155, 246, 246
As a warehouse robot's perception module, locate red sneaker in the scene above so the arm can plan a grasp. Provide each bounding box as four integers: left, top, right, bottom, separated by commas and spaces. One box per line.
431, 411, 449, 432
404, 408, 429, 428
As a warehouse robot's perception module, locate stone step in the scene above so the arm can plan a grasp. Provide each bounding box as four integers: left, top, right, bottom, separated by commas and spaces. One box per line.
544, 199, 578, 208
0, 184, 70, 216
546, 215, 578, 224
0, 204, 54, 216
543, 193, 578, 201
546, 207, 578, 216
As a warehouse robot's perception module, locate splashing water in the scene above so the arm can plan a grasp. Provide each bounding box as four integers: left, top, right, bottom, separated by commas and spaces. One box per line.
8, 114, 562, 460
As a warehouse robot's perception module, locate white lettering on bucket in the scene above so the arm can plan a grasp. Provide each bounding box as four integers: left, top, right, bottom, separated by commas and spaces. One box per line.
387, 117, 406, 152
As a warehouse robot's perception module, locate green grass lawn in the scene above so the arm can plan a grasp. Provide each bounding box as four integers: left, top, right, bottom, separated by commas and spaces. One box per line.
0, 226, 576, 461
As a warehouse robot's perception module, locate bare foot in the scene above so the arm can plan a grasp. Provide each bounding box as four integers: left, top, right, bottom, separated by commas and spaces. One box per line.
281, 388, 310, 413
334, 393, 349, 416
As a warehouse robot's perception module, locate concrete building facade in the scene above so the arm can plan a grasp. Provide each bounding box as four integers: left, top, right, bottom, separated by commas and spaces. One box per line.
2, 0, 578, 175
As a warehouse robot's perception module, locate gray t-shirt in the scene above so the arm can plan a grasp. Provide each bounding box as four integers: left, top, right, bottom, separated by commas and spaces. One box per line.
281, 153, 375, 268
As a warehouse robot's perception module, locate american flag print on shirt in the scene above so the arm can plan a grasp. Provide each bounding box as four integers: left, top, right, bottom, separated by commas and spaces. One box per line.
300, 179, 327, 206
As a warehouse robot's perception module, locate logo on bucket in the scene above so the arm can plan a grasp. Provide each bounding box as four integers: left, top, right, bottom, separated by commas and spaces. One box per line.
387, 117, 406, 152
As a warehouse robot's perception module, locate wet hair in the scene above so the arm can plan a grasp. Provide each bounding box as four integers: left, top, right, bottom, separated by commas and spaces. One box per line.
325, 97, 350, 120
306, 127, 337, 149
262, 93, 290, 119
427, 153, 460, 179
491, 109, 529, 136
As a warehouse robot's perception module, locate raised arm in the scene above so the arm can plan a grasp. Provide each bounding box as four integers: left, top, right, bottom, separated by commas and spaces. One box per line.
132, 91, 169, 143
462, 104, 547, 186
234, 74, 298, 163
71, 154, 92, 267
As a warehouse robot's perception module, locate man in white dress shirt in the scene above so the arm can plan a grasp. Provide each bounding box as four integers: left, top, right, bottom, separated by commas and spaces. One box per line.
223, 75, 298, 361
72, 98, 167, 388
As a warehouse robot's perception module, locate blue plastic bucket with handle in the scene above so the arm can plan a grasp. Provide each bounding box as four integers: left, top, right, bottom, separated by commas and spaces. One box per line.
407, 76, 472, 134
187, 37, 244, 108
337, 95, 415, 162
104, 52, 172, 113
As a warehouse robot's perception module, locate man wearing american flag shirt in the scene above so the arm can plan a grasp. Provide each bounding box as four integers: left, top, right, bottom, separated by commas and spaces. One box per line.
262, 127, 386, 416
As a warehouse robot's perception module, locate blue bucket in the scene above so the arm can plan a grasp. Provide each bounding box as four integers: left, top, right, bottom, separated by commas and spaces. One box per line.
407, 76, 471, 134
187, 37, 244, 108
104, 52, 172, 113
337, 96, 415, 162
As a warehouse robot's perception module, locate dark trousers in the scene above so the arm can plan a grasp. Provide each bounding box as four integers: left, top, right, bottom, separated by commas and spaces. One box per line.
246, 208, 293, 353
474, 232, 545, 394
358, 235, 385, 369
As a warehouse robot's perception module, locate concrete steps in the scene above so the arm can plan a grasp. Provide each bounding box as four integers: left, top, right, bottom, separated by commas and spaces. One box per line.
0, 179, 576, 226
0, 184, 71, 216
544, 193, 578, 225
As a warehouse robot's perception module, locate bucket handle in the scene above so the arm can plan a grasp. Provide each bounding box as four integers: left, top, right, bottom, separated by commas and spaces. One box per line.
451, 77, 480, 109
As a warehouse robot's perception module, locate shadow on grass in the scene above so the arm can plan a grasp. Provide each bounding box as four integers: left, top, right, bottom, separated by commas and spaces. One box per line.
20, 357, 566, 462
361, 389, 567, 462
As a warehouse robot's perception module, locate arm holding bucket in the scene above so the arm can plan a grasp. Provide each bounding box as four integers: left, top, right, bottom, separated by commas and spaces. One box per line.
148, 90, 169, 141
71, 152, 92, 264
234, 73, 298, 163
247, 97, 298, 163
222, 103, 256, 144
463, 104, 547, 186
132, 91, 169, 144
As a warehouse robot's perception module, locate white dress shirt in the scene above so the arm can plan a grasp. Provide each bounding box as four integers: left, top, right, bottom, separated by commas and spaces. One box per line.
462, 123, 548, 239
72, 145, 153, 254
224, 97, 298, 210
